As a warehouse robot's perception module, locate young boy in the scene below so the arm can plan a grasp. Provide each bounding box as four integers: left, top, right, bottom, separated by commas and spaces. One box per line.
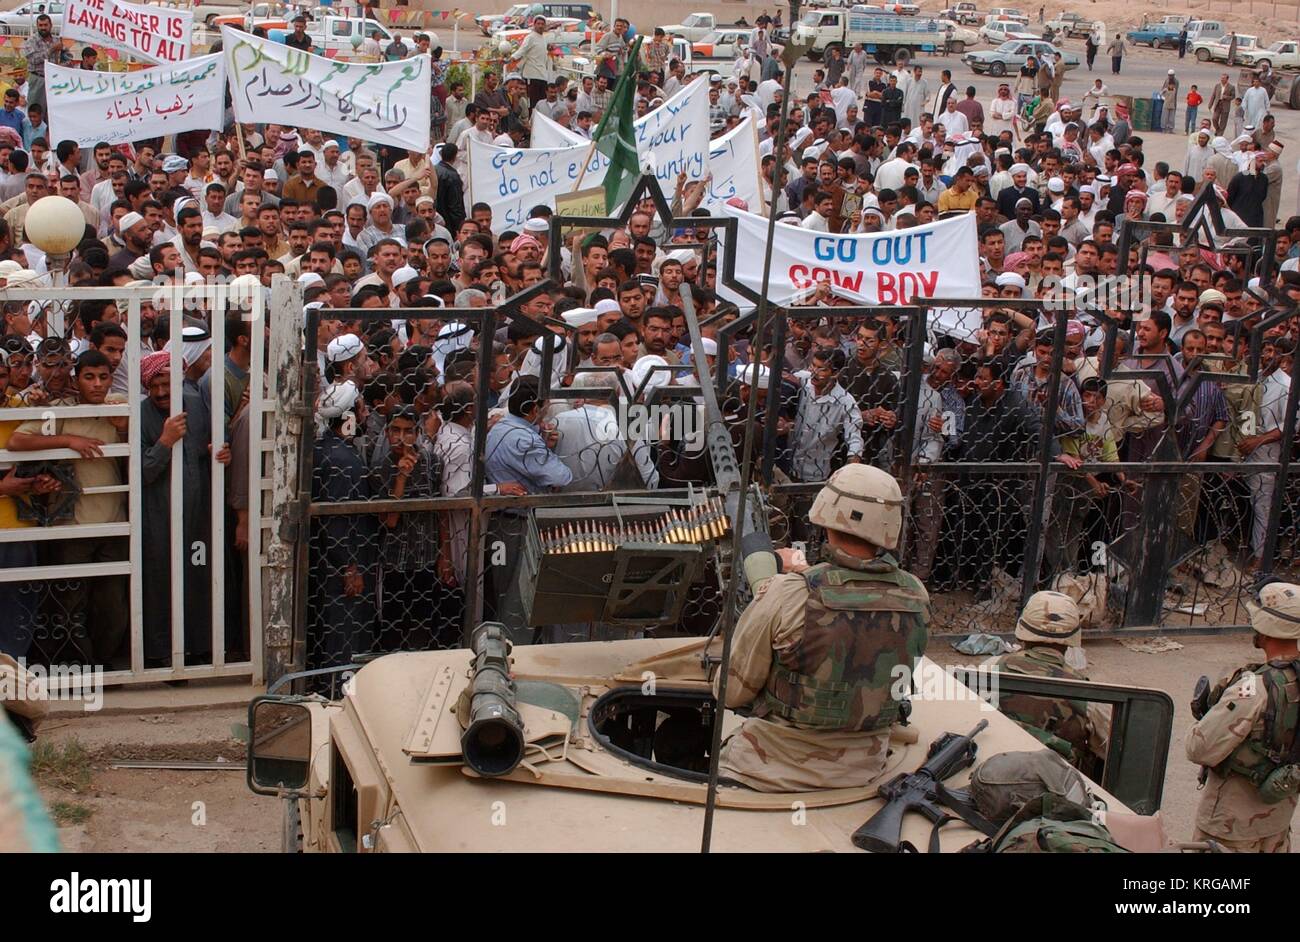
1185, 84, 1203, 134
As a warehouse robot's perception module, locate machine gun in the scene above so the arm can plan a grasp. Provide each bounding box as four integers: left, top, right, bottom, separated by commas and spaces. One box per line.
851, 720, 991, 853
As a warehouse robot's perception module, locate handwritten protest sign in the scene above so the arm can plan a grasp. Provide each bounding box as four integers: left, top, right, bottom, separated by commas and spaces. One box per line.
469, 138, 606, 230
531, 102, 760, 213
698, 116, 762, 213
46, 54, 225, 147
221, 26, 430, 153
719, 206, 980, 305
62, 0, 192, 65
530, 79, 710, 187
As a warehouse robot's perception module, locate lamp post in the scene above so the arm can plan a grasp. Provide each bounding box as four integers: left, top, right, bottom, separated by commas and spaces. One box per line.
23, 194, 87, 337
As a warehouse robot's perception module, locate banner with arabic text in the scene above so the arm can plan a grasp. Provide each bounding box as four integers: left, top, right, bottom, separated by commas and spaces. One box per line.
62, 0, 192, 65
46, 54, 225, 147
221, 26, 430, 153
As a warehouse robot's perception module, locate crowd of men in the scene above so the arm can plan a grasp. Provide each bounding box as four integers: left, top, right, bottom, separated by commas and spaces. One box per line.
0, 14, 1296, 671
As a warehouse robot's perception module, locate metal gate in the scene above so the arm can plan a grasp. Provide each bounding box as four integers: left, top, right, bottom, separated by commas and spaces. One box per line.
0, 282, 283, 688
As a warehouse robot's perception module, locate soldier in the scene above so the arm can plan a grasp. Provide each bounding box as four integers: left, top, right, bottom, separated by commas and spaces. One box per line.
718, 465, 929, 792
988, 592, 1101, 777
1186, 582, 1300, 852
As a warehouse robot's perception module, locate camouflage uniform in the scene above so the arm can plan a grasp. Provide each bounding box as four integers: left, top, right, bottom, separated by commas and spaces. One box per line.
1186, 582, 1300, 853
992, 646, 1094, 765
990, 592, 1100, 773
719, 545, 929, 791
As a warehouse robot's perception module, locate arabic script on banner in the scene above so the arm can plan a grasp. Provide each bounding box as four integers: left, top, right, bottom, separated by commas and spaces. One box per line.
46, 54, 225, 147
221, 26, 431, 153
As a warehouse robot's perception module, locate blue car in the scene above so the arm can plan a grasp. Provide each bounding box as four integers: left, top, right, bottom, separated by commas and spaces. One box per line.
1125, 26, 1181, 49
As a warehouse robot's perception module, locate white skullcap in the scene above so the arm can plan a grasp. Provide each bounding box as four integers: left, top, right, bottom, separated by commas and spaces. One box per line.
1010, 162, 1030, 175
297, 272, 325, 288
326, 333, 363, 364
368, 192, 393, 209
523, 217, 550, 233
183, 271, 205, 286
392, 265, 420, 288
700, 337, 718, 356
667, 248, 695, 266
561, 307, 598, 327
593, 298, 622, 317
318, 380, 359, 419
119, 211, 146, 231
1047, 177, 1065, 192
263, 168, 279, 181
322, 139, 341, 150
630, 354, 671, 393
737, 362, 770, 387
995, 272, 1027, 289
162, 155, 188, 173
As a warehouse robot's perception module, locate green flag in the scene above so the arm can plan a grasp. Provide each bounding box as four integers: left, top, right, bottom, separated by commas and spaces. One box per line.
590, 35, 644, 215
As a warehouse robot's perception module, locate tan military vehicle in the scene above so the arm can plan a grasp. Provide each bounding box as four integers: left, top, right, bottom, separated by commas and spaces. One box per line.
247, 628, 1174, 853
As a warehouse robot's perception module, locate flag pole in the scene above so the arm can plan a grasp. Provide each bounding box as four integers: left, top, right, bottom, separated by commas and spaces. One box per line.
570, 34, 642, 198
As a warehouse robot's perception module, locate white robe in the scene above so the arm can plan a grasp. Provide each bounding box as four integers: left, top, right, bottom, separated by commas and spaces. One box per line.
935, 108, 969, 136
1184, 143, 1212, 180
903, 78, 929, 128
1242, 86, 1270, 130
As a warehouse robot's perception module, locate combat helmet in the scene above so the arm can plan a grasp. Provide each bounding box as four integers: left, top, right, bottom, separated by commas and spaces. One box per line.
1015, 591, 1081, 647
808, 464, 904, 550
1248, 582, 1300, 640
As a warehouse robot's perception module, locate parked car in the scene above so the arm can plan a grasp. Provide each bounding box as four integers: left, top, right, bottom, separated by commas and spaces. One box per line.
266, 16, 403, 57
942, 3, 982, 25
978, 19, 1037, 45
1194, 33, 1258, 63
211, 2, 314, 32
191, 0, 247, 28
0, 0, 63, 35
664, 12, 718, 42
479, 3, 594, 37
1045, 12, 1090, 38
964, 38, 1079, 75
934, 18, 980, 53
692, 28, 754, 58
1239, 39, 1300, 70
1125, 25, 1181, 49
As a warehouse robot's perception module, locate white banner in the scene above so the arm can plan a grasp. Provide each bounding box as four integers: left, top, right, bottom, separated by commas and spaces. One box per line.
534, 108, 763, 214
699, 117, 762, 213
62, 0, 192, 64
720, 207, 981, 305
46, 55, 225, 147
531, 79, 711, 186
469, 138, 606, 231
221, 26, 430, 153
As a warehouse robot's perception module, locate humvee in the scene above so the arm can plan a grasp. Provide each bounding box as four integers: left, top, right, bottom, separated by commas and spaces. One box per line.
247, 629, 1174, 853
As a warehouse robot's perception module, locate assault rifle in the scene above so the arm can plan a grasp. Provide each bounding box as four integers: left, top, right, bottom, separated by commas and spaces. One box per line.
851, 720, 991, 853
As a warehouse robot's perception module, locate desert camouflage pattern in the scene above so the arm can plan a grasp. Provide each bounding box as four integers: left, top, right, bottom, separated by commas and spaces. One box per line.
718, 548, 929, 792
1013, 591, 1081, 647
1247, 582, 1300, 640
1186, 664, 1300, 846
808, 464, 904, 549
991, 646, 1094, 767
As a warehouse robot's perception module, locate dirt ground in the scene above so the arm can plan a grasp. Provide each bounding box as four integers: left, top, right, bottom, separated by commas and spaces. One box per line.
34, 707, 281, 853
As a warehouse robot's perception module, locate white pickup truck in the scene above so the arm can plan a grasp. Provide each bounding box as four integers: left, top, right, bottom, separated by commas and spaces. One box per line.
1193, 33, 1258, 63
1239, 39, 1300, 70
664, 13, 718, 42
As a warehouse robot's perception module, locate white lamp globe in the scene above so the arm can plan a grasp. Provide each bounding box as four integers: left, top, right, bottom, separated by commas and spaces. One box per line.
24, 196, 86, 255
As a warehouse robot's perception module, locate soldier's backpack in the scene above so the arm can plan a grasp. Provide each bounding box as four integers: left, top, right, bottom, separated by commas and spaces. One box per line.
977, 795, 1129, 853
967, 749, 1096, 826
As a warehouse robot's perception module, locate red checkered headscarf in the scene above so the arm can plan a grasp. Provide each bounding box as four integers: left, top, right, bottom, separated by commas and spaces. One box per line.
140, 351, 173, 387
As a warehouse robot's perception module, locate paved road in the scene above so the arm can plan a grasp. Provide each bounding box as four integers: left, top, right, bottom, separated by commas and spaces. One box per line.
791, 40, 1299, 225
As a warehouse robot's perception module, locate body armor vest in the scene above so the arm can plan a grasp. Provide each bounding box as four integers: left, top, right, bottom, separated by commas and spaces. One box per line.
754, 551, 929, 732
